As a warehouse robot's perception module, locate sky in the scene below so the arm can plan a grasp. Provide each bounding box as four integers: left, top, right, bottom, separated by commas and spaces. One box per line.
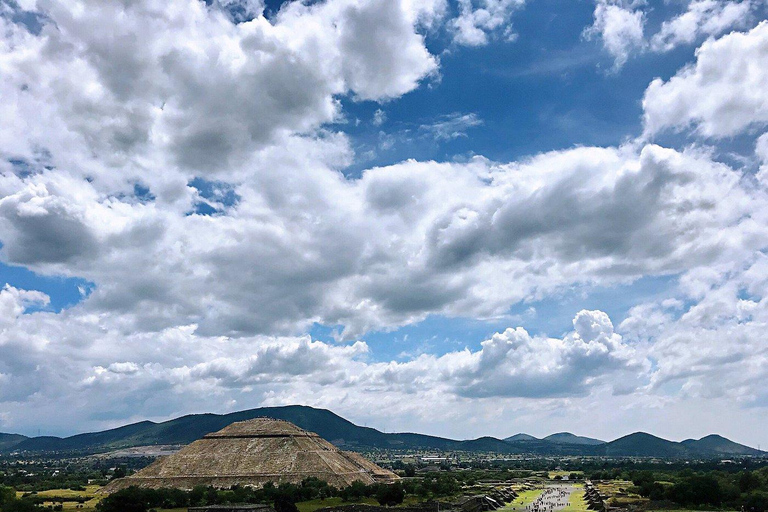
0, 0, 768, 448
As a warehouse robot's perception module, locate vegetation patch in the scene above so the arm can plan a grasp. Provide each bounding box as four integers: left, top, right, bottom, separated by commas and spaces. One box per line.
559, 490, 589, 512
498, 489, 544, 511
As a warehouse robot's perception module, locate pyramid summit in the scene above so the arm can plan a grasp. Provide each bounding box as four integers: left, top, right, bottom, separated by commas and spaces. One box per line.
102, 417, 398, 493
205, 417, 319, 437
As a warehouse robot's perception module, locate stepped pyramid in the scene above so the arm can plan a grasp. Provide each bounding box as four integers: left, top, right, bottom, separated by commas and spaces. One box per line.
102, 418, 398, 492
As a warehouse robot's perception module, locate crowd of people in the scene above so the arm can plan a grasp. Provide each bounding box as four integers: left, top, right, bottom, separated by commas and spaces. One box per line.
523, 485, 573, 512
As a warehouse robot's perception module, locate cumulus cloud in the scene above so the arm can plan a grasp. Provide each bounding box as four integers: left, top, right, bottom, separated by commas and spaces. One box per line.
450, 0, 526, 46
650, 0, 755, 52
643, 21, 768, 137
618, 253, 768, 408
0, 306, 646, 433
0, 285, 48, 327
451, 310, 645, 398
1, 0, 768, 444
0, 0, 440, 180
757, 132, 768, 184
0, 132, 764, 435
584, 0, 761, 70
0, 139, 755, 341
583, 0, 646, 70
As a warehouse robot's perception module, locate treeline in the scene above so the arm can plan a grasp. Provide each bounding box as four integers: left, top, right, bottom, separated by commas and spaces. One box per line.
95, 474, 463, 512
628, 467, 768, 511
1, 486, 40, 512
0, 457, 151, 492
0, 471, 98, 492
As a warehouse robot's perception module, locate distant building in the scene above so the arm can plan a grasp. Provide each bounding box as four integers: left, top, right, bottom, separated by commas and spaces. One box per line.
420, 457, 450, 464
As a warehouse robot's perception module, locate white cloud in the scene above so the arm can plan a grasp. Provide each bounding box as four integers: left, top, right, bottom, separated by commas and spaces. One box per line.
1, 0, 768, 446
0, 285, 49, 328
450, 0, 526, 46
0, 0, 440, 182
372, 109, 386, 126
419, 112, 483, 140
450, 309, 645, 398
643, 21, 768, 137
650, 0, 755, 52
0, 306, 644, 434
619, 254, 768, 408
0, 136, 763, 437
583, 0, 646, 70
0, 140, 755, 341
757, 132, 768, 184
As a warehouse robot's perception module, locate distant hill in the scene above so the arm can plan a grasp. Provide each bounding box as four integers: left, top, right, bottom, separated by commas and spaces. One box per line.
543, 432, 605, 445
0, 405, 764, 459
504, 433, 539, 442
681, 435, 765, 456
3, 406, 456, 454
0, 433, 27, 451
456, 436, 515, 453
600, 432, 690, 457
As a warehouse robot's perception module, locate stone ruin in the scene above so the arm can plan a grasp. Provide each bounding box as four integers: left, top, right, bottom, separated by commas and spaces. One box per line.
583, 481, 607, 512
101, 418, 399, 493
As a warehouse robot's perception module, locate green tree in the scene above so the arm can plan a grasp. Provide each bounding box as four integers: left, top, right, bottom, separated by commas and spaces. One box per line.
273, 494, 299, 512
742, 491, 768, 512
741, 472, 764, 493
95, 487, 149, 512
376, 483, 405, 507
2, 499, 40, 512
0, 486, 16, 507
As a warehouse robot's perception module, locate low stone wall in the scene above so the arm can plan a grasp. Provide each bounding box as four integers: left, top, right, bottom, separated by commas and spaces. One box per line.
584, 481, 607, 512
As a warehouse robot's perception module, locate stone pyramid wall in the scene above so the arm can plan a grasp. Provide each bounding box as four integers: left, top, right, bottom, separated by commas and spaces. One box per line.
102, 418, 399, 492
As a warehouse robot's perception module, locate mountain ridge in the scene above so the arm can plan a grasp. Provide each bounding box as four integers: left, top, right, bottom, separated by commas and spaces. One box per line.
1, 405, 764, 458
504, 433, 539, 442
543, 432, 605, 445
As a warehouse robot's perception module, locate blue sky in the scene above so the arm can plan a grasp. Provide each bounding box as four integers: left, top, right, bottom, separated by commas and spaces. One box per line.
1, 0, 720, 332
1, 0, 748, 354
340, 0, 705, 171
1, 0, 768, 446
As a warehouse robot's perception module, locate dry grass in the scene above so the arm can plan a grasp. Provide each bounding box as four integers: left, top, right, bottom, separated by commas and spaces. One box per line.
16, 485, 102, 511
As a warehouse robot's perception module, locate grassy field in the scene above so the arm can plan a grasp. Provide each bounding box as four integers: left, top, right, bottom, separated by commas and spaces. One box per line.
498, 489, 544, 511
16, 485, 102, 511
559, 490, 588, 512
594, 480, 633, 495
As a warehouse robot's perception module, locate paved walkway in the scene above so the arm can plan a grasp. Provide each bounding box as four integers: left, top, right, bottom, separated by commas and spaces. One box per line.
522, 484, 577, 512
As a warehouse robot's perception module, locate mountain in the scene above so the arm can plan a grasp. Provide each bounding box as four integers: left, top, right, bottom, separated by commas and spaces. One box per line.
4, 405, 457, 454
504, 433, 539, 442
681, 435, 765, 456
596, 432, 766, 458
600, 432, 689, 457
0, 433, 27, 451
543, 432, 605, 446
456, 436, 516, 453
1, 405, 764, 459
